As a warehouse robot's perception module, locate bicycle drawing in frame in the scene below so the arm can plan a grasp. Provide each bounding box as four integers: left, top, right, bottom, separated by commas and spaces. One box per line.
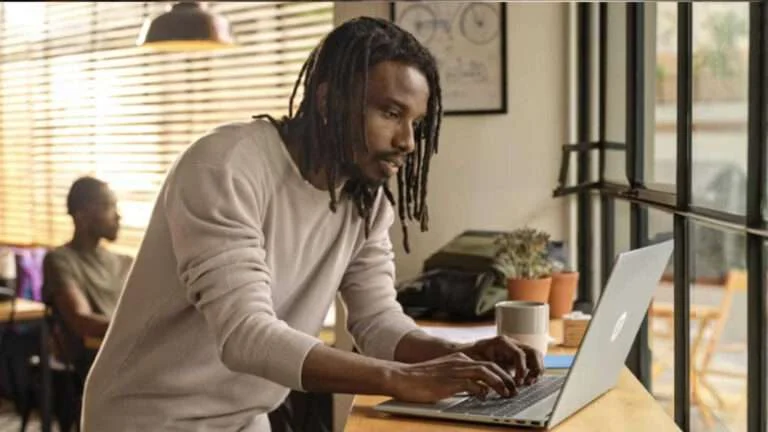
391, 2, 507, 115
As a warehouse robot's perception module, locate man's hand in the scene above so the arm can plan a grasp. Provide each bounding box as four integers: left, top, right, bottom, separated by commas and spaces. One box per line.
302, 334, 544, 404
390, 330, 545, 402
387, 351, 520, 403
458, 335, 544, 387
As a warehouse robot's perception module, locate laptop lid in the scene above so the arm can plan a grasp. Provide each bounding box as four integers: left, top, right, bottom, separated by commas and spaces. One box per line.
547, 240, 674, 428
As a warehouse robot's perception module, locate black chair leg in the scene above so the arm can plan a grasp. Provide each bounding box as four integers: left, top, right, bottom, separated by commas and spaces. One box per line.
19, 409, 30, 432
52, 368, 81, 432
19, 361, 40, 432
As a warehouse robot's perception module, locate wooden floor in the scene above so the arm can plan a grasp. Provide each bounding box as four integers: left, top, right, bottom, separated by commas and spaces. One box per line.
0, 400, 59, 432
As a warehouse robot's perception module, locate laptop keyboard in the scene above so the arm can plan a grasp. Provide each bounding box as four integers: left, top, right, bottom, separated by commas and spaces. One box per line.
442, 375, 565, 418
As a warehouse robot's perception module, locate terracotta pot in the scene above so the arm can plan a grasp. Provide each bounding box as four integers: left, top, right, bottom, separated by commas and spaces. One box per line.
549, 271, 579, 318
506, 277, 552, 303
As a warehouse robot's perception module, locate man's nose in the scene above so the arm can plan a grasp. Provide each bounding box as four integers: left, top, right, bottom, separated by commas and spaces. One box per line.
395, 126, 416, 154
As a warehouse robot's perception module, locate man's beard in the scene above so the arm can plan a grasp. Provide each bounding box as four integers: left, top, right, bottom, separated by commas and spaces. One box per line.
341, 160, 386, 188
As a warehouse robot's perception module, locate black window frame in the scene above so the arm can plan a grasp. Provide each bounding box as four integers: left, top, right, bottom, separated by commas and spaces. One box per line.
554, 3, 767, 431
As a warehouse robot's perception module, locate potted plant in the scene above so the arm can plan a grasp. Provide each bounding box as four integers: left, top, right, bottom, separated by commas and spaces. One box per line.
493, 228, 552, 303
548, 259, 579, 319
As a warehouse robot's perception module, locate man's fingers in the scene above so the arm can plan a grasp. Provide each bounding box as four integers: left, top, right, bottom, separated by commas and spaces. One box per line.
523, 344, 545, 374
481, 361, 519, 396
451, 364, 515, 397
516, 344, 545, 384
495, 336, 531, 382
504, 343, 528, 385
459, 378, 491, 400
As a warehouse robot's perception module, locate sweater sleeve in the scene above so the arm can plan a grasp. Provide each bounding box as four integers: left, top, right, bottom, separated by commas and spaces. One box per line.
163, 153, 321, 391
338, 195, 423, 361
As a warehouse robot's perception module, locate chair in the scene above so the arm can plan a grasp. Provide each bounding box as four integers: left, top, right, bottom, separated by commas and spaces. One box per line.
650, 270, 747, 427
20, 302, 93, 432
695, 271, 748, 420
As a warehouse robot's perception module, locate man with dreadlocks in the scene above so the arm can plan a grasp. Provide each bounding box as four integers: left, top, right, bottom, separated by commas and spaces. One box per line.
82, 16, 542, 431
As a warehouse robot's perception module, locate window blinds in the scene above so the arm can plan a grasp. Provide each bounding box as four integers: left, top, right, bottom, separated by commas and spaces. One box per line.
0, 1, 333, 254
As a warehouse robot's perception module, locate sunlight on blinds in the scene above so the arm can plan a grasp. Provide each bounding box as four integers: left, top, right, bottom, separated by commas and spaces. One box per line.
0, 2, 334, 254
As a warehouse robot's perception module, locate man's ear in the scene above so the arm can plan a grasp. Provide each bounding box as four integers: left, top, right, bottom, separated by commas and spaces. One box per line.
72, 206, 94, 224
315, 82, 328, 122
71, 211, 84, 227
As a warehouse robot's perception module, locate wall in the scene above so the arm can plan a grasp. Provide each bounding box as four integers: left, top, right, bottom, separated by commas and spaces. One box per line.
335, 2, 570, 280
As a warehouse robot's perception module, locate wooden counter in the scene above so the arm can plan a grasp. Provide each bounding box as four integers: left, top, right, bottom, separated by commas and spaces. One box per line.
0, 298, 46, 322
344, 319, 680, 432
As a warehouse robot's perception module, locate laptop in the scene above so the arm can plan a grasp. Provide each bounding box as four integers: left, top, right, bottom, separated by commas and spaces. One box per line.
374, 240, 674, 429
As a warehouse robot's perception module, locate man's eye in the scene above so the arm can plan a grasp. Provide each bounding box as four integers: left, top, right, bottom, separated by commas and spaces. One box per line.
384, 110, 400, 119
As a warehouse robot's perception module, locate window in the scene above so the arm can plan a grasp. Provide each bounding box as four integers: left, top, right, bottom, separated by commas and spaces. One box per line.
652, 2, 750, 216
560, 3, 766, 430
0, 2, 333, 254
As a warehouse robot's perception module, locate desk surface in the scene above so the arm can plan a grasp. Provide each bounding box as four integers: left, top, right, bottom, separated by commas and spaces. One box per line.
0, 298, 46, 322
81, 315, 680, 431
345, 320, 680, 432
346, 368, 678, 432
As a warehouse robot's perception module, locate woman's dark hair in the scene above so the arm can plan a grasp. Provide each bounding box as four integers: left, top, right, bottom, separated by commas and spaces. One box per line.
257, 16, 442, 253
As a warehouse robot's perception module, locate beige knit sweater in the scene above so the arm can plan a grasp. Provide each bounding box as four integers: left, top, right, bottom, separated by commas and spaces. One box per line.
81, 119, 421, 431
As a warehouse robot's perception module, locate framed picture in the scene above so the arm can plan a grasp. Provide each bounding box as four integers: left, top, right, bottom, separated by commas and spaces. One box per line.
390, 2, 507, 115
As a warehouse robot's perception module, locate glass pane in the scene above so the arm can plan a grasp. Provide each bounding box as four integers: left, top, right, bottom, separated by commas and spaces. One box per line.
609, 203, 750, 428
649, 219, 747, 431
691, 3, 749, 215
690, 222, 746, 430
604, 3, 628, 185
650, 2, 678, 185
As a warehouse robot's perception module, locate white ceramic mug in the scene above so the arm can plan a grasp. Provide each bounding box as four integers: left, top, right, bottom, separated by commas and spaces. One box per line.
495, 301, 549, 356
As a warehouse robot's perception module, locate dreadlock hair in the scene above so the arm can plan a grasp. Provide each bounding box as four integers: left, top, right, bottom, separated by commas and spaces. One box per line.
255, 16, 442, 253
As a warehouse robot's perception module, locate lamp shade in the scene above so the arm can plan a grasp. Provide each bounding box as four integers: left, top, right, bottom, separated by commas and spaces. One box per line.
137, 1, 235, 51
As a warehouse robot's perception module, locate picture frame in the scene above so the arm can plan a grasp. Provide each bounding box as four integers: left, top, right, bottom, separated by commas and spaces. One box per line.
390, 2, 508, 115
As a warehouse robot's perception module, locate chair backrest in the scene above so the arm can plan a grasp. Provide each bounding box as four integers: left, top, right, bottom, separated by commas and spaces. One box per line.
38, 250, 93, 383
725, 270, 748, 293
13, 247, 47, 301
699, 269, 747, 369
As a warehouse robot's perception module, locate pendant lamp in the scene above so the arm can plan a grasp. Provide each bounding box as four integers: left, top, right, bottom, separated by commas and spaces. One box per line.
137, 1, 235, 51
